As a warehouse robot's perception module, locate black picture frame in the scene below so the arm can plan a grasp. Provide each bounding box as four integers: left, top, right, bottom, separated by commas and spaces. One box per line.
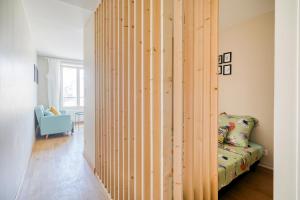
34, 65, 36, 82
36, 67, 39, 84
223, 64, 232, 75
218, 65, 222, 75
34, 64, 39, 84
223, 52, 232, 63
218, 55, 223, 64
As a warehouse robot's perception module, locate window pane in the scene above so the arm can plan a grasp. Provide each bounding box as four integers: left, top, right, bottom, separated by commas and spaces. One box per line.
63, 67, 77, 107
80, 69, 84, 106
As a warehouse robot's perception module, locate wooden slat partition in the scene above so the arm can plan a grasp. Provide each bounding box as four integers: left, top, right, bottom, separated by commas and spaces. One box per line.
95, 0, 173, 199
173, 0, 219, 199
94, 0, 218, 199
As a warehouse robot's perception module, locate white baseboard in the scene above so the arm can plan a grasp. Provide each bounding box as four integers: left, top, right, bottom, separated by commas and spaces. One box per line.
258, 163, 273, 170
15, 133, 35, 200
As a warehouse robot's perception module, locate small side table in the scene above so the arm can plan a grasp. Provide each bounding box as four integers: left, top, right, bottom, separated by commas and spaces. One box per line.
74, 112, 84, 131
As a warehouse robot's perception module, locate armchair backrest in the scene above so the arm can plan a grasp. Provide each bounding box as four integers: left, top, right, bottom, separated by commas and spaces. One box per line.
35, 105, 45, 125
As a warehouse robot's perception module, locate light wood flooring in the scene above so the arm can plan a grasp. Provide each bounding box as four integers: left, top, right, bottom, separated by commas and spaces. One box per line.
18, 127, 108, 200
18, 126, 273, 200
219, 166, 273, 200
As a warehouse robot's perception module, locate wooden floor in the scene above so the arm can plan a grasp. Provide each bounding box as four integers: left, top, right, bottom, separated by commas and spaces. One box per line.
18, 127, 108, 200
18, 126, 273, 200
219, 166, 273, 200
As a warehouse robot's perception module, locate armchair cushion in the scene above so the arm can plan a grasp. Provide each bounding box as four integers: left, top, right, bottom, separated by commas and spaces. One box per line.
49, 106, 61, 115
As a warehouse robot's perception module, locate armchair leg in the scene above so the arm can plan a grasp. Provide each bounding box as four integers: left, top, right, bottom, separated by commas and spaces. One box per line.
45, 134, 48, 140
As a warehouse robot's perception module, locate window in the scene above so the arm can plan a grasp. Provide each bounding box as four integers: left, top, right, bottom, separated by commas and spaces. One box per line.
61, 64, 84, 108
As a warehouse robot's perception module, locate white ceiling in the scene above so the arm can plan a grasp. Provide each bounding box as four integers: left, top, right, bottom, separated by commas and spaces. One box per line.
23, 0, 100, 60
220, 0, 274, 30
23, 0, 273, 60
58, 0, 100, 11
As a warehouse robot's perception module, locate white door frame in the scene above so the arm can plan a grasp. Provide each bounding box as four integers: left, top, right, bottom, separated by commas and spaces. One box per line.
274, 0, 300, 199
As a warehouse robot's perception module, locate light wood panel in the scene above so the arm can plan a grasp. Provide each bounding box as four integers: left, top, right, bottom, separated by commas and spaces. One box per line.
173, 0, 219, 199
141, 0, 151, 199
94, 0, 218, 199
134, 0, 142, 199
173, 0, 184, 199
95, 0, 173, 199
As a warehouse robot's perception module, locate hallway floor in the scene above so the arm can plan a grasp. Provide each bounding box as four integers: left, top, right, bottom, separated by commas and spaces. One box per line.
18, 127, 108, 200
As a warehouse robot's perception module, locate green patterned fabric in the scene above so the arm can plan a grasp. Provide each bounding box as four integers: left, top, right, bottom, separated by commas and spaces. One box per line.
218, 142, 264, 190
219, 114, 257, 147
218, 126, 229, 145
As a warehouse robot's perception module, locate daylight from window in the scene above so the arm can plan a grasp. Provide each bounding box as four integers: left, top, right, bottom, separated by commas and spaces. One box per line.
62, 66, 84, 108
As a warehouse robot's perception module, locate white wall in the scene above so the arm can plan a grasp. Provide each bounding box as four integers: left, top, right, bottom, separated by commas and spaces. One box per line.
37, 56, 49, 106
83, 15, 95, 169
219, 12, 274, 169
0, 0, 37, 199
274, 0, 299, 199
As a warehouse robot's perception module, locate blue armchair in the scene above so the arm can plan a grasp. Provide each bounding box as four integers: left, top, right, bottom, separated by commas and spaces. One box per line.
35, 105, 73, 138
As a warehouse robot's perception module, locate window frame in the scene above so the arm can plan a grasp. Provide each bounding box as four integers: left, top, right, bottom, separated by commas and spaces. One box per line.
60, 63, 84, 109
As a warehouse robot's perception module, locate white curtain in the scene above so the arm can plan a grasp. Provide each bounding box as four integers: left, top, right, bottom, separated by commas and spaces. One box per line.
47, 58, 61, 110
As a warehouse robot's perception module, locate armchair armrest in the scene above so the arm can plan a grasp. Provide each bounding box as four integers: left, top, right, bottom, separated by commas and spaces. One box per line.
40, 115, 72, 135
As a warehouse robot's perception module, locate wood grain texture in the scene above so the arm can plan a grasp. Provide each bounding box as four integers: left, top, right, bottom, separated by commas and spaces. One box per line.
141, 0, 151, 199
94, 0, 218, 199
95, 0, 173, 199
134, 0, 142, 198
129, 0, 135, 199
149, 0, 161, 199
173, 0, 184, 199
183, 0, 194, 199
173, 0, 219, 199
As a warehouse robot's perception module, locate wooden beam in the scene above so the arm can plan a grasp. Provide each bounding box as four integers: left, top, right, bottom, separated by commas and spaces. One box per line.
134, 0, 142, 198
173, 0, 184, 199
142, 0, 151, 199
129, 0, 135, 199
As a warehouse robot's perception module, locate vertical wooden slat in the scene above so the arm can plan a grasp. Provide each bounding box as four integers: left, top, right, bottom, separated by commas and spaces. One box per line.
104, 0, 108, 187
95, 8, 99, 177
114, 0, 119, 199
96, 5, 100, 180
98, 4, 102, 181
108, 0, 112, 192
134, 0, 142, 198
193, 0, 204, 198
118, 0, 124, 198
183, 0, 194, 199
98, 5, 102, 180
101, 2, 105, 182
173, 0, 184, 199
123, 0, 129, 198
210, 0, 219, 199
111, 0, 116, 197
161, 0, 173, 199
129, 0, 135, 199
142, 0, 151, 199
150, 0, 161, 198
203, 0, 211, 197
